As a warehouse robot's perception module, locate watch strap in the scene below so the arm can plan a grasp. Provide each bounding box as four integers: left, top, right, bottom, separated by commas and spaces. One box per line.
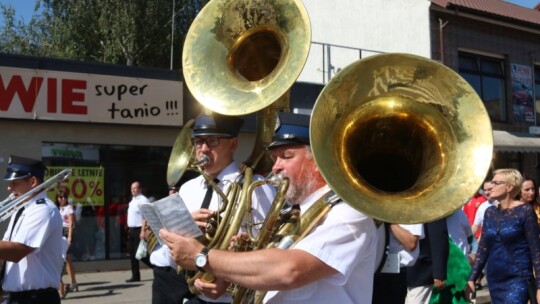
196, 247, 210, 272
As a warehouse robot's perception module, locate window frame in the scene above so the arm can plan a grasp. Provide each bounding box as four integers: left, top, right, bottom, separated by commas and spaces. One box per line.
459, 52, 507, 122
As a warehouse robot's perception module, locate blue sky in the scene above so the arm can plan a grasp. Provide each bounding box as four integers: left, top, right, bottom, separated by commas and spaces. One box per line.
506, 0, 539, 8
1, 0, 41, 23
1, 0, 539, 23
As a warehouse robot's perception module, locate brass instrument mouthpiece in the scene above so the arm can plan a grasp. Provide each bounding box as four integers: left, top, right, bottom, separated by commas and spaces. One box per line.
266, 173, 285, 187
195, 154, 210, 166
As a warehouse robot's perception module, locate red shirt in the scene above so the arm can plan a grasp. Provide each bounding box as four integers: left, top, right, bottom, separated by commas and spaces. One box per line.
463, 194, 487, 238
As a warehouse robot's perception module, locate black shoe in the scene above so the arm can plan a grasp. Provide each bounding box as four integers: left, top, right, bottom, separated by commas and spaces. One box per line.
125, 277, 141, 283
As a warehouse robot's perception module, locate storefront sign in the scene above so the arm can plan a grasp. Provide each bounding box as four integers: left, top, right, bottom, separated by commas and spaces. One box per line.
42, 145, 100, 162
46, 166, 105, 206
511, 64, 534, 123
0, 66, 183, 126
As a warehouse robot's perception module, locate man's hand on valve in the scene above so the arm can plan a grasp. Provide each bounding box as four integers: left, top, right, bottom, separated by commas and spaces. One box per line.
194, 277, 230, 299
191, 209, 215, 228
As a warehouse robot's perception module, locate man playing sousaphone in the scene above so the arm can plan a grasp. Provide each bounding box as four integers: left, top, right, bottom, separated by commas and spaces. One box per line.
161, 112, 379, 303
149, 112, 275, 304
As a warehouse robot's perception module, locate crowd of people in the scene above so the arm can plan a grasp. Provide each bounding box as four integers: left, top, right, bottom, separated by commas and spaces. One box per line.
3, 111, 540, 304
139, 112, 540, 304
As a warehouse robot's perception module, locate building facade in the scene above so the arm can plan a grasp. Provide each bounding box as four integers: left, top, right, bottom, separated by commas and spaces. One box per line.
1, 0, 539, 262
428, 0, 540, 179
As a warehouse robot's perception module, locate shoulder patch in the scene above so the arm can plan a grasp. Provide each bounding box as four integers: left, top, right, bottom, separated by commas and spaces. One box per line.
36, 198, 46, 204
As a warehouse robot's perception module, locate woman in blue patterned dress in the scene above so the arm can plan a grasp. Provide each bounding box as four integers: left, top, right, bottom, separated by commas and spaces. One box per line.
466, 169, 540, 304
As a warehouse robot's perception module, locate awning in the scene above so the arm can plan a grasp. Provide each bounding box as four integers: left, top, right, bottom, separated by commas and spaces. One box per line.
493, 130, 540, 153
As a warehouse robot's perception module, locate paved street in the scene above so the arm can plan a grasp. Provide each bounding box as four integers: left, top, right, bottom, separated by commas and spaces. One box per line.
475, 278, 491, 304
61, 269, 152, 304
55, 263, 492, 304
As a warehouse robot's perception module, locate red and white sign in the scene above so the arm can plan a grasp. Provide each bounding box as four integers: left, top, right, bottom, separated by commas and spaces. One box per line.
0, 66, 183, 126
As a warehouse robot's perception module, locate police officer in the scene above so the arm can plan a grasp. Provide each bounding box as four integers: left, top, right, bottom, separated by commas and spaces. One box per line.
1, 155, 64, 304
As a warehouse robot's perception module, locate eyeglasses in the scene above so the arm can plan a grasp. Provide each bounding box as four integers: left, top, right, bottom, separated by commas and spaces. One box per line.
192, 137, 229, 148
490, 180, 506, 186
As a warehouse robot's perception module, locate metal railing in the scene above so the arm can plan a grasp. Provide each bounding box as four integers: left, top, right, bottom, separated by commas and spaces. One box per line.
311, 41, 384, 84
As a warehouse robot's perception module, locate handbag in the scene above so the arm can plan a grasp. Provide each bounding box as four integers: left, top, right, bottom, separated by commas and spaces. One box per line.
135, 239, 148, 260
496, 206, 538, 304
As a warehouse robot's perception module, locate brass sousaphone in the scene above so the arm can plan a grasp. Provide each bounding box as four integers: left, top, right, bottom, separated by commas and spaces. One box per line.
181, 0, 311, 172
182, 0, 311, 115
310, 53, 494, 224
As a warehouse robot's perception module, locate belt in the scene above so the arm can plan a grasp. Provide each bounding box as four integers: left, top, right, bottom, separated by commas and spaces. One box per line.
154, 266, 174, 272
10, 287, 57, 299
129, 227, 142, 230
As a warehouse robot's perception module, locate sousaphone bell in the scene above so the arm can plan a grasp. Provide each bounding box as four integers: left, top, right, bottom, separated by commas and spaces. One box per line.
311, 53, 493, 224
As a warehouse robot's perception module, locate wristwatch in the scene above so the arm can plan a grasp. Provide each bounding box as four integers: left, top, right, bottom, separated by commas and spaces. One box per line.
195, 247, 210, 272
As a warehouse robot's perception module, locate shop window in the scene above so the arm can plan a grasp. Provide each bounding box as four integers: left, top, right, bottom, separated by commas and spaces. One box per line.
459, 53, 506, 122
42, 142, 176, 261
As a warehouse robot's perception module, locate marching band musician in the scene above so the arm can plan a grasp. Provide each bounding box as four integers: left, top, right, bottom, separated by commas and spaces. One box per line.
149, 112, 275, 304
161, 112, 379, 304
0, 155, 64, 304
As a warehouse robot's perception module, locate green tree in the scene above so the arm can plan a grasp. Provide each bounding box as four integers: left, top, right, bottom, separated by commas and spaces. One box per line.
0, 2, 47, 56
0, 0, 208, 69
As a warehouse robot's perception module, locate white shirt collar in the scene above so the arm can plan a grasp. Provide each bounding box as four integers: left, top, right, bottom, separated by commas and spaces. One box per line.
298, 184, 331, 215
199, 161, 240, 189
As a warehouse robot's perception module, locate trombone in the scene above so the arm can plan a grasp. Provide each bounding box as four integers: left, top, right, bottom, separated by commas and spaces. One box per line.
0, 168, 72, 222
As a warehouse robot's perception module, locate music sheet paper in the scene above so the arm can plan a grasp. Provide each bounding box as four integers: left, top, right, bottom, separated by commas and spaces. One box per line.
138, 194, 202, 245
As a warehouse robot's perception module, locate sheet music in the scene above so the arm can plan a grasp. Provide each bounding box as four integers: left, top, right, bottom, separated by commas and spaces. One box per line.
139, 194, 202, 245
138, 203, 166, 244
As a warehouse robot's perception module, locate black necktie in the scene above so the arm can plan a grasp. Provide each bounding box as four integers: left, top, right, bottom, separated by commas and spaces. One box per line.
200, 179, 219, 209
7, 207, 24, 241
0, 207, 25, 282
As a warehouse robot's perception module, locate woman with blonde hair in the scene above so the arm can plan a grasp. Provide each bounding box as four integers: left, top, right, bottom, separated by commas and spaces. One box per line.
466, 169, 540, 303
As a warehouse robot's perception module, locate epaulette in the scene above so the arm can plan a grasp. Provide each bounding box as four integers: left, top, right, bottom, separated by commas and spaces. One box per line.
36, 198, 46, 204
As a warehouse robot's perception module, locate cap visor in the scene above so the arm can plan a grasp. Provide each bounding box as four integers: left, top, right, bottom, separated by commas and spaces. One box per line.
3, 172, 28, 181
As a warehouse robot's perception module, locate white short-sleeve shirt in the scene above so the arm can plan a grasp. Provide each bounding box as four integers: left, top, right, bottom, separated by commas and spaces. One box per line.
473, 200, 497, 227
127, 193, 150, 228
388, 224, 424, 267
263, 185, 378, 304
60, 204, 74, 228
2, 192, 64, 292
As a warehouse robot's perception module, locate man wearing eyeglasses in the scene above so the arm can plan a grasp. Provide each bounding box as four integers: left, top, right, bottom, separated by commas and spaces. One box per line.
149, 112, 275, 304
